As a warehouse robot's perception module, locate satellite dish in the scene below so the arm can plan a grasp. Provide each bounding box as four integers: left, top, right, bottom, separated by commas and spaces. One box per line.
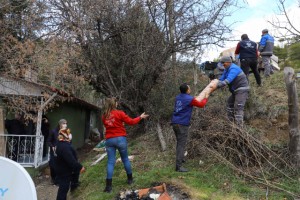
0, 156, 37, 200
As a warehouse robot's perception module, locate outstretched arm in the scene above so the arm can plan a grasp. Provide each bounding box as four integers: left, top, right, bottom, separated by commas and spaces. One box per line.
190, 97, 208, 108
121, 112, 149, 125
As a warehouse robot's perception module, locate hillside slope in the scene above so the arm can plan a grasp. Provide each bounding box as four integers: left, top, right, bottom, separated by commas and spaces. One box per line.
72, 70, 299, 200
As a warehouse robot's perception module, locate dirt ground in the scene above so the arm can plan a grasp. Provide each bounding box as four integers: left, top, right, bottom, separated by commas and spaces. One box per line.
35, 143, 95, 200
35, 172, 79, 200
35, 172, 58, 200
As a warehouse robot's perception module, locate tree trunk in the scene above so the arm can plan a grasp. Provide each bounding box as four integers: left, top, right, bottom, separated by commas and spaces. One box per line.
284, 67, 300, 167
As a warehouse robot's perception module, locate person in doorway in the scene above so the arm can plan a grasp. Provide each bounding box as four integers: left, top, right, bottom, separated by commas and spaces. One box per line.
55, 121, 85, 200
171, 83, 209, 172
41, 115, 50, 158
216, 56, 250, 127
258, 29, 274, 77
5, 113, 26, 161
102, 97, 149, 193
235, 34, 261, 86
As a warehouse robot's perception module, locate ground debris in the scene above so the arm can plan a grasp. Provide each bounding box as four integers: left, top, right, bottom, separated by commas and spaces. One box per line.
116, 189, 139, 200
116, 183, 191, 200
116, 188, 162, 200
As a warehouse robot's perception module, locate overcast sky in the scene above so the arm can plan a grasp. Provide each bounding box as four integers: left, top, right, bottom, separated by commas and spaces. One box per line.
200, 0, 299, 62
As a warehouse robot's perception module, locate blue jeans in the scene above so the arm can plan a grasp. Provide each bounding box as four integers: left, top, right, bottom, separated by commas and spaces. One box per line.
105, 136, 132, 179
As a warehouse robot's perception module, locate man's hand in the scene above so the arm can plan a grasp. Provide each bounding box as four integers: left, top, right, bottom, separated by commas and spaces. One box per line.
80, 167, 86, 174
140, 112, 149, 119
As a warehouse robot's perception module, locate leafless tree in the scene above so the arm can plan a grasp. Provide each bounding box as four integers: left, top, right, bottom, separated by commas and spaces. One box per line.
0, 0, 91, 119
43, 0, 237, 115
268, 0, 300, 41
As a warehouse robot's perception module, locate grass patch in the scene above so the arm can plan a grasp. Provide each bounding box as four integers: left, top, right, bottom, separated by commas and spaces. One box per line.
73, 70, 299, 199
73, 131, 297, 200
26, 167, 40, 178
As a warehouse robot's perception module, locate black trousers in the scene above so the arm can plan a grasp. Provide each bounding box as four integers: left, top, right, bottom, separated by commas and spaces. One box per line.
56, 173, 80, 200
240, 58, 261, 86
49, 152, 57, 184
172, 124, 189, 168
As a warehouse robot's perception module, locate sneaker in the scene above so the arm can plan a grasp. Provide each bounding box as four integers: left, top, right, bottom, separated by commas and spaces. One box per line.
176, 166, 188, 172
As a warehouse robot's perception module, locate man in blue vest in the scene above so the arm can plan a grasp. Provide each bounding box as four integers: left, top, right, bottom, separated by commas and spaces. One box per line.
258, 29, 274, 77
171, 83, 208, 172
235, 34, 261, 86
217, 56, 250, 127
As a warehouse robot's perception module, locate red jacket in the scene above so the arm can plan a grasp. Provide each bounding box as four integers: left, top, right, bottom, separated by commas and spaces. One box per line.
102, 110, 141, 139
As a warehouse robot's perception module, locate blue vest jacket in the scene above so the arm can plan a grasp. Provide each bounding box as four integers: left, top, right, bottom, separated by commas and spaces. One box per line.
171, 93, 194, 126
239, 39, 257, 59
259, 33, 274, 56
218, 63, 249, 93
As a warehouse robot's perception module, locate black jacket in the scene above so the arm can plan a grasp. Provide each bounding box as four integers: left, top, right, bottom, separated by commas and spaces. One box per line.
47, 127, 59, 154
5, 119, 26, 135
55, 141, 82, 177
238, 39, 257, 59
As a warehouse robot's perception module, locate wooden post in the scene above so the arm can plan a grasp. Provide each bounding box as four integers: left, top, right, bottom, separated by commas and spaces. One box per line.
284, 67, 300, 167
0, 106, 5, 156
157, 123, 166, 151
193, 59, 198, 95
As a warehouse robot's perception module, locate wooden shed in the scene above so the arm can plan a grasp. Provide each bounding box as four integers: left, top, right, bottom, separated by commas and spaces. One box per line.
0, 76, 101, 168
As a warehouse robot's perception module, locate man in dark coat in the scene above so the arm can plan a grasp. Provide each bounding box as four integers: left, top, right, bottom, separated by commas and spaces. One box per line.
235, 34, 261, 86
47, 121, 60, 185
171, 83, 209, 172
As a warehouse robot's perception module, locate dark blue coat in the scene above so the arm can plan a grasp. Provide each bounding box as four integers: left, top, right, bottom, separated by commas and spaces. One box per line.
171, 94, 194, 126
47, 127, 59, 155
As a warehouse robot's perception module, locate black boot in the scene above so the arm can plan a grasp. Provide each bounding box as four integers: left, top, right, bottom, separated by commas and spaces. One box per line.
176, 166, 188, 172
127, 173, 134, 185
103, 179, 112, 193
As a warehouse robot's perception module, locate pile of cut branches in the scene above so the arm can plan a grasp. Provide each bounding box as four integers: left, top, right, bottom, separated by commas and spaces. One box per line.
188, 110, 299, 197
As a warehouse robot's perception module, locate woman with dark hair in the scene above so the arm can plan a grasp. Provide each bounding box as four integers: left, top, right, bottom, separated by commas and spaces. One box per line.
102, 97, 149, 193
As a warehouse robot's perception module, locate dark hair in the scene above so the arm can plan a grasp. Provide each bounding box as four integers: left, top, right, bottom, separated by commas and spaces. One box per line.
179, 83, 189, 93
241, 34, 249, 40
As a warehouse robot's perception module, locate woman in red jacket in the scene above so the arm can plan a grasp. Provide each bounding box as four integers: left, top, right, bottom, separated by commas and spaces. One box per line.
102, 97, 149, 193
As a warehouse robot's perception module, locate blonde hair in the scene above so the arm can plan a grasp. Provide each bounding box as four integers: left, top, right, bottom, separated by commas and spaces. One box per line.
103, 97, 117, 119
